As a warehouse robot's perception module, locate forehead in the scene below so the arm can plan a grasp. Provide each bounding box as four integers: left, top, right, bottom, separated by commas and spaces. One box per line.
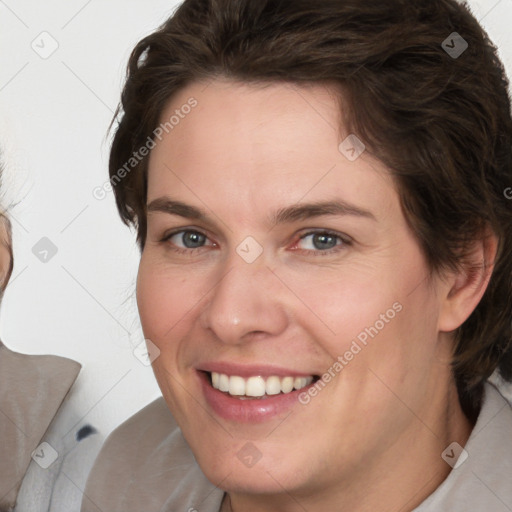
146, 79, 396, 219
154, 79, 343, 166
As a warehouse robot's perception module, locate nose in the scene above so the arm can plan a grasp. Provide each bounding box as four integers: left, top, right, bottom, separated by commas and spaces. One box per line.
199, 257, 289, 345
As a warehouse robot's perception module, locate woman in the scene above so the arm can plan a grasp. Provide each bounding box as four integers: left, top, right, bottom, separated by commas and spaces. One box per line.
83, 0, 512, 510
0, 161, 99, 512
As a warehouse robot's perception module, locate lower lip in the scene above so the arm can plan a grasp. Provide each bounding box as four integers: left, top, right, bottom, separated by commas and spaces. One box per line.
198, 371, 312, 423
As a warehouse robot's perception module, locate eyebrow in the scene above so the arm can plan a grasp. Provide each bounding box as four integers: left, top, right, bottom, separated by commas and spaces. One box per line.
272, 200, 376, 224
146, 197, 376, 225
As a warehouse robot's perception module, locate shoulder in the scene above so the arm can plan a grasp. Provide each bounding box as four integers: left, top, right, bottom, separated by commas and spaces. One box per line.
0, 341, 81, 510
82, 397, 224, 512
0, 342, 81, 410
415, 377, 512, 512
90, 397, 177, 457
82, 398, 182, 512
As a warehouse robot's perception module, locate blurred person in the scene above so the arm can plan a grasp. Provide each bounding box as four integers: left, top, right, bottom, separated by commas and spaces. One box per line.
0, 158, 100, 512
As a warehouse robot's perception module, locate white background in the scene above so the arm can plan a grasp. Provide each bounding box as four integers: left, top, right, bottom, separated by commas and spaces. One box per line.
0, 0, 511, 439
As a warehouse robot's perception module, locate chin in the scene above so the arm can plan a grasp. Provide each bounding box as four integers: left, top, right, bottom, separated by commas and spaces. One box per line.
203, 461, 298, 495
193, 444, 310, 496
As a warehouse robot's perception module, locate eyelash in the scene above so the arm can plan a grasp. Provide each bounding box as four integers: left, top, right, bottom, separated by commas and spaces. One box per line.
160, 228, 352, 257
291, 229, 352, 256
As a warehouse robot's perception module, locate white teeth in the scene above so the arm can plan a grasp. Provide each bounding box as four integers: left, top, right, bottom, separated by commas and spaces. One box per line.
219, 373, 230, 392
246, 376, 266, 397
229, 376, 246, 395
281, 376, 294, 394
210, 372, 314, 397
265, 376, 282, 395
294, 377, 308, 390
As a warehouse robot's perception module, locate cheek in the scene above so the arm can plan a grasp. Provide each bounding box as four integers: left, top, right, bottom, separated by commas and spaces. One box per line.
287, 248, 438, 371
136, 256, 199, 344
136, 258, 208, 418
282, 267, 402, 349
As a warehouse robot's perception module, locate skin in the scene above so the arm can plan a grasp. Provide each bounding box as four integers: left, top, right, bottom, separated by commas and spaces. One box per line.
0, 216, 11, 292
137, 79, 496, 512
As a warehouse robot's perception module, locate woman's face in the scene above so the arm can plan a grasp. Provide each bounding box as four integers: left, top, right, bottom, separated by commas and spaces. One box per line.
137, 79, 456, 500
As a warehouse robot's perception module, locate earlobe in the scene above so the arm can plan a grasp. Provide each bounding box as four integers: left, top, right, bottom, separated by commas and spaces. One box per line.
438, 228, 498, 333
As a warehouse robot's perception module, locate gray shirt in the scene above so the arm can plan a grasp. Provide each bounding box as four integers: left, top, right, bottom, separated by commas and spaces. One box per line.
82, 379, 512, 512
0, 341, 102, 512
415, 376, 512, 511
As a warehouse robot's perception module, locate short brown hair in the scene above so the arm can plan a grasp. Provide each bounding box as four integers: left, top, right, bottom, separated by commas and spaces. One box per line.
109, 0, 512, 420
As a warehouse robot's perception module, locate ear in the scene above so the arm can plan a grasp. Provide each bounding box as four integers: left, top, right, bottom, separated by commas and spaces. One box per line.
438, 226, 498, 332
0, 215, 13, 293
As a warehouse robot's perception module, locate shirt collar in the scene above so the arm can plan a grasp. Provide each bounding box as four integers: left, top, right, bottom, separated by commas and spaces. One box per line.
0, 341, 81, 508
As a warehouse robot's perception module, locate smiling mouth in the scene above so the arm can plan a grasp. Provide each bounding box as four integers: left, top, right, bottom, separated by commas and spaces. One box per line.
206, 371, 319, 399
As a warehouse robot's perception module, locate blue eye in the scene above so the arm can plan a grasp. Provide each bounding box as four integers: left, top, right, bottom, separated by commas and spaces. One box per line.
161, 229, 349, 256
167, 230, 208, 249
296, 232, 346, 252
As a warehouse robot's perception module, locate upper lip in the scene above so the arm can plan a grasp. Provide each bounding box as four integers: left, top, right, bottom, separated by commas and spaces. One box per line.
198, 361, 317, 378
